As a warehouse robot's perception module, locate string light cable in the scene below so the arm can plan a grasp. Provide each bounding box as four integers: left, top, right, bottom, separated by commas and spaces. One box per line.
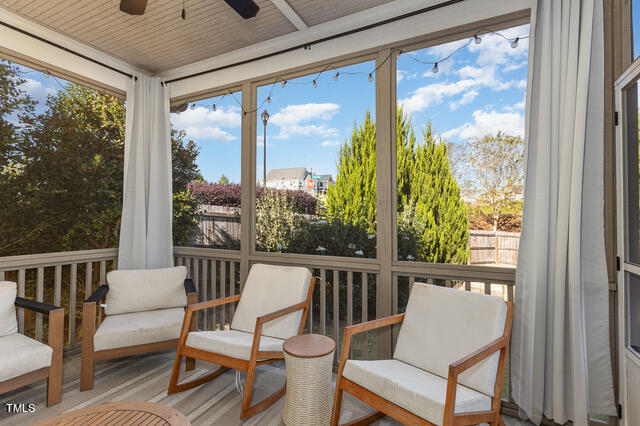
180, 28, 528, 114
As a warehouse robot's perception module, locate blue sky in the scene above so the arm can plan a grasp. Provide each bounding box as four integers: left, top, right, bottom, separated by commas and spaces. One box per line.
172, 24, 530, 184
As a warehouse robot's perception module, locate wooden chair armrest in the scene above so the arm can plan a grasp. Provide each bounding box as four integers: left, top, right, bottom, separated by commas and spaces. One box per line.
343, 313, 405, 338
256, 301, 308, 326
84, 285, 109, 304
186, 294, 241, 313
14, 297, 63, 315
448, 336, 507, 377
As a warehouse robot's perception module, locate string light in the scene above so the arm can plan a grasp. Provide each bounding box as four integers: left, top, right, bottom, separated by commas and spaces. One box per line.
178, 28, 528, 116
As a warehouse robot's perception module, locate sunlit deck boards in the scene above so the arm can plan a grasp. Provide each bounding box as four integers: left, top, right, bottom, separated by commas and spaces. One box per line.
0, 350, 530, 425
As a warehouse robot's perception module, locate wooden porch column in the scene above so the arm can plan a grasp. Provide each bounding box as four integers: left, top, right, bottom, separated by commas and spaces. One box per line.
375, 48, 396, 359
240, 82, 257, 289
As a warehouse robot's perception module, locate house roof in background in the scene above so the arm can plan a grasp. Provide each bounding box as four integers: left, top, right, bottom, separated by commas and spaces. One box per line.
266, 167, 307, 181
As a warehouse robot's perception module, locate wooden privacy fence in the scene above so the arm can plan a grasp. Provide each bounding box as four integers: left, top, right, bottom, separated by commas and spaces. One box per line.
194, 205, 240, 246
469, 230, 520, 266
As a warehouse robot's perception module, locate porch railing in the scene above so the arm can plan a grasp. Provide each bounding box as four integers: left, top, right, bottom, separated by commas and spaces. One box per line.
0, 247, 516, 401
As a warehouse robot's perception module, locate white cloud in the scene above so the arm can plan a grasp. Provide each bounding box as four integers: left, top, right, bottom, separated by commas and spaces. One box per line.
441, 109, 525, 140
20, 78, 56, 104
397, 70, 418, 82
469, 24, 530, 67
450, 90, 478, 110
321, 140, 341, 147
270, 103, 339, 126
171, 105, 240, 142
269, 103, 340, 140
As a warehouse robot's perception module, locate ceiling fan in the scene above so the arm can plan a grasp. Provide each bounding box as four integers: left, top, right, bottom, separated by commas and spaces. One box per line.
119, 0, 260, 19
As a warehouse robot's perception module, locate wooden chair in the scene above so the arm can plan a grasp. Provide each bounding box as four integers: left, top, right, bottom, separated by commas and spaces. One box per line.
331, 283, 514, 426
0, 281, 64, 406
168, 263, 316, 420
81, 266, 197, 391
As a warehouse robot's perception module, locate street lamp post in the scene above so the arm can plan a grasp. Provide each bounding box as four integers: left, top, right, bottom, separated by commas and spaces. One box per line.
261, 109, 270, 187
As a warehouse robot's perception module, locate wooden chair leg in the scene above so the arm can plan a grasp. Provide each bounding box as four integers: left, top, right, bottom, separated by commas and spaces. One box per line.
185, 357, 195, 371
330, 384, 344, 426
80, 301, 96, 391
239, 362, 286, 419
342, 411, 385, 426
168, 351, 227, 394
46, 309, 64, 406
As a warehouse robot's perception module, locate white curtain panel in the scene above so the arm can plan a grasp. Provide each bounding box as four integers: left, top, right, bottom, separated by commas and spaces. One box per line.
118, 75, 173, 270
512, 0, 616, 424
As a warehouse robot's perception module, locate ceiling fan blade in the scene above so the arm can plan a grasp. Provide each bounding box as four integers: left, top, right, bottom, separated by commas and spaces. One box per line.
120, 0, 148, 15
224, 0, 260, 19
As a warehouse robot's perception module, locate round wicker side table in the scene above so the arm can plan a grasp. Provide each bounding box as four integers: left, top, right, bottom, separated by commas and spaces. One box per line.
283, 334, 336, 426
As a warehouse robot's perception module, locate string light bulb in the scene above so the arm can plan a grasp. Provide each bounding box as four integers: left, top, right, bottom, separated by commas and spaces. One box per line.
266, 96, 271, 103
474, 34, 482, 44
333, 72, 339, 81
190, 103, 195, 110
281, 80, 287, 88
511, 37, 519, 48
368, 73, 374, 82
432, 62, 439, 73
313, 79, 318, 88
212, 104, 217, 112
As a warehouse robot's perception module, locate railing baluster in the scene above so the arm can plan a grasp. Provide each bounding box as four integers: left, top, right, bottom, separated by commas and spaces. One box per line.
85, 262, 93, 300
409, 275, 415, 293
100, 260, 106, 284
221, 261, 226, 328
193, 259, 200, 329
202, 259, 208, 330
17, 269, 25, 333
54, 265, 62, 307
0, 271, 4, 280
347, 271, 353, 358
361, 272, 368, 360
70, 263, 77, 345
507, 284, 514, 302
36, 267, 44, 342
333, 270, 339, 358
392, 274, 399, 351
465, 281, 471, 292
211, 260, 217, 329
484, 282, 491, 295
230, 262, 237, 319
320, 269, 326, 336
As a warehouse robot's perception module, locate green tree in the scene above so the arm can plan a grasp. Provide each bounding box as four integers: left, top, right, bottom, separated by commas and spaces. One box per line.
455, 132, 524, 231
326, 108, 468, 264
325, 111, 377, 234
0, 81, 202, 255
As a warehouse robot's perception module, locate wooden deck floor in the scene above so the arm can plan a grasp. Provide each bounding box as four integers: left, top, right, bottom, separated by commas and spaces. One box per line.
0, 350, 530, 425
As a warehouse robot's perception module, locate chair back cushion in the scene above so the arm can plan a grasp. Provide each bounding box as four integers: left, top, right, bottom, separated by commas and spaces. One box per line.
393, 283, 507, 396
231, 264, 312, 339
105, 266, 188, 315
0, 281, 18, 338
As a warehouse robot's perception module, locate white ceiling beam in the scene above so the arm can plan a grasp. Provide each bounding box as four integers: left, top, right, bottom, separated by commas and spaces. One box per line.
269, 0, 307, 30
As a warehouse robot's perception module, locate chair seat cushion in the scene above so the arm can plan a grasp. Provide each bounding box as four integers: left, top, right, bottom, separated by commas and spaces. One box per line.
185, 329, 284, 361
0, 333, 52, 382
343, 359, 491, 425
94, 307, 185, 351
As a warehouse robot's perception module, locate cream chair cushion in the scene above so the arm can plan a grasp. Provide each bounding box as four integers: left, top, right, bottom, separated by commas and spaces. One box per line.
105, 266, 188, 315
343, 359, 491, 425
0, 281, 18, 338
0, 333, 52, 382
230, 264, 312, 339
393, 283, 507, 396
185, 330, 284, 360
94, 307, 184, 351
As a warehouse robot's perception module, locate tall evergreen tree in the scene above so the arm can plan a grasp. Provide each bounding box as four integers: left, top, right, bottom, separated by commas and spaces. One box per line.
326, 108, 469, 264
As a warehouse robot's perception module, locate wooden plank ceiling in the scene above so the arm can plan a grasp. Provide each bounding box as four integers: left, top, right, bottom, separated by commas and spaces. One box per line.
0, 0, 393, 74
